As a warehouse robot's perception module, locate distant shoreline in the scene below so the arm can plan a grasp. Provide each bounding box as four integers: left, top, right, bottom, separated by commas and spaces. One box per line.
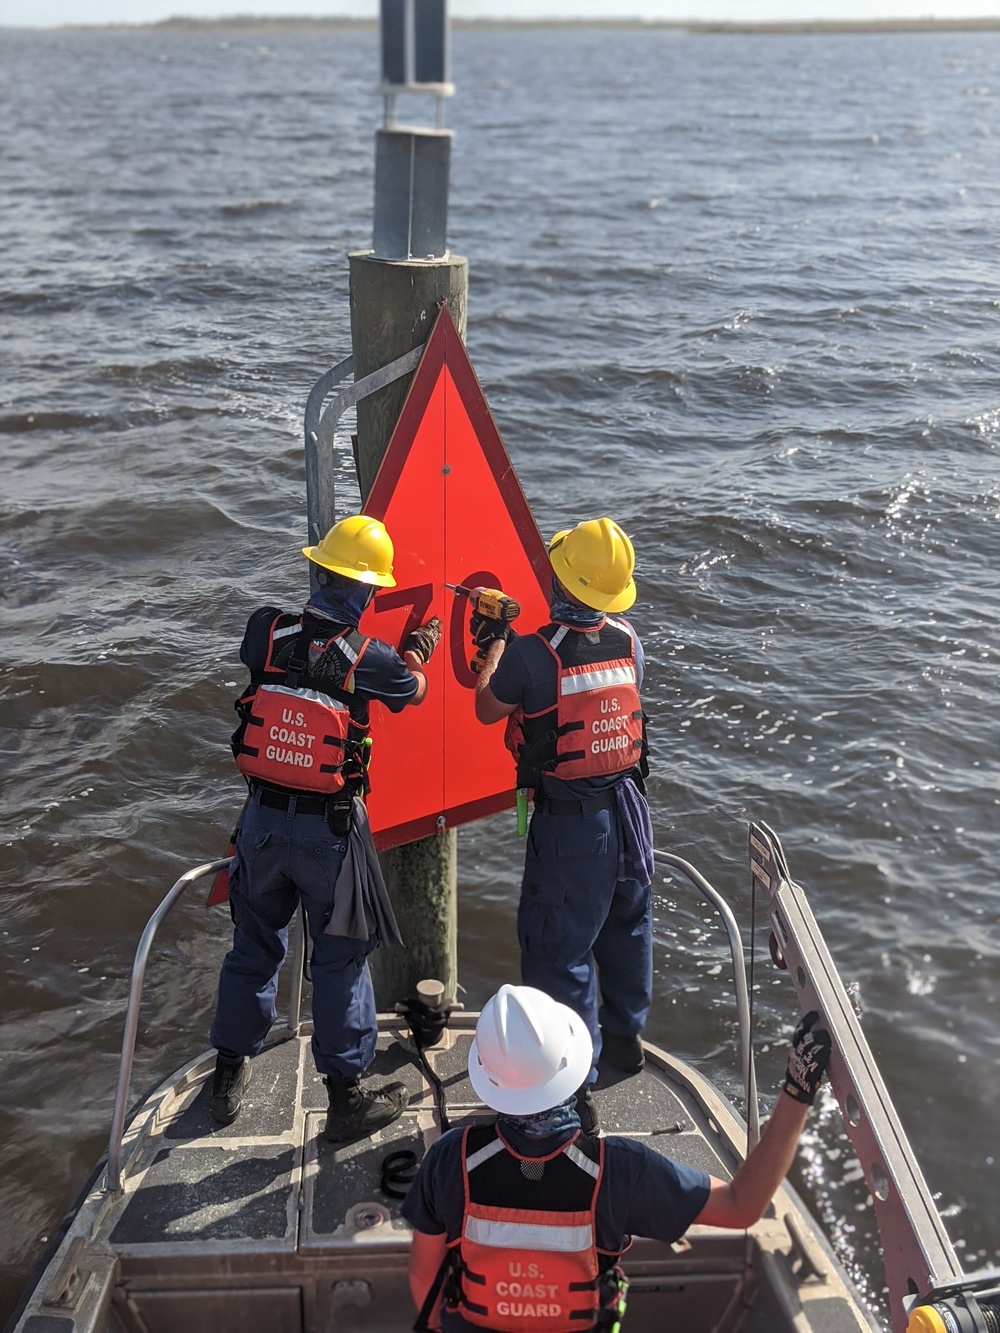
8, 15, 1000, 36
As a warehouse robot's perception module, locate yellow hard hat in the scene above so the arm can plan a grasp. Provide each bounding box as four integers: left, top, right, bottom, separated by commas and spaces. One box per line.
548, 517, 636, 613
301, 515, 396, 587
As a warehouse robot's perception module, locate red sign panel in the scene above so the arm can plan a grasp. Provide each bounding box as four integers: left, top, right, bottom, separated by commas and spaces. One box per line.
360, 306, 551, 850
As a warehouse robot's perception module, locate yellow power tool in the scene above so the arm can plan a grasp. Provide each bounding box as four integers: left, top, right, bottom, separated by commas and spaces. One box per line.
447, 583, 521, 672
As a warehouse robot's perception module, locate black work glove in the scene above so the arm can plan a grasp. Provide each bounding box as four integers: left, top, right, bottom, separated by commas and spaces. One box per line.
782, 1011, 832, 1105
403, 617, 442, 665
470, 610, 516, 651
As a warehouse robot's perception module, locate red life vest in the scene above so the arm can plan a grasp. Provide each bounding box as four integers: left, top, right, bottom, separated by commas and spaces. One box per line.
233, 613, 370, 795
505, 618, 645, 786
449, 1125, 612, 1333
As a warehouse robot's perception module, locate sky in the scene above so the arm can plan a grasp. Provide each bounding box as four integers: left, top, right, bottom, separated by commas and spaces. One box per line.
4, 0, 1000, 30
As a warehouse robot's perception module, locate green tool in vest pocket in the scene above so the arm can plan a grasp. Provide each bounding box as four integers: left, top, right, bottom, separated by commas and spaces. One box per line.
516, 788, 529, 837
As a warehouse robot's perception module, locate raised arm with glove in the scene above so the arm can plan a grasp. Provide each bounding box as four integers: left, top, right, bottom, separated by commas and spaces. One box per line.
466, 586, 520, 675
399, 616, 441, 708
470, 610, 516, 672
470, 608, 516, 649
403, 616, 443, 665
696, 1010, 832, 1229
782, 1010, 833, 1105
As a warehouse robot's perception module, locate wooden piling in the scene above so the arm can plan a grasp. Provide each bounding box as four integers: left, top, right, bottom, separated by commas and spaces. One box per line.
349, 249, 468, 1008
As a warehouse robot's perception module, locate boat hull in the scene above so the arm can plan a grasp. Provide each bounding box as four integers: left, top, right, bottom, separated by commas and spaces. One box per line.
8, 1014, 878, 1333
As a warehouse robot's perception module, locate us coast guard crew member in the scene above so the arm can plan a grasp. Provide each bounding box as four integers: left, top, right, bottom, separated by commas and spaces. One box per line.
473, 519, 654, 1130
404, 985, 832, 1333
210, 515, 442, 1144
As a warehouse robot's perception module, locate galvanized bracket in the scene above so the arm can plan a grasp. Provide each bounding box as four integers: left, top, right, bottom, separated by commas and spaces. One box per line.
749, 821, 964, 1332
303, 346, 424, 548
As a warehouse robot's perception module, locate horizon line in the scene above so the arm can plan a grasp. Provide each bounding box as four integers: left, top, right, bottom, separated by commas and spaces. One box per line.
6, 13, 1000, 34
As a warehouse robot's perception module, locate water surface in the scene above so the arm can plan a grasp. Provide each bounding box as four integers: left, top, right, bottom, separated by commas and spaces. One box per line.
2, 23, 999, 1326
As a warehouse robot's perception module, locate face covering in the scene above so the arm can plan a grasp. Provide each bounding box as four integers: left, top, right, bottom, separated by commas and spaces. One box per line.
548, 575, 605, 630
498, 1095, 581, 1139
306, 574, 375, 628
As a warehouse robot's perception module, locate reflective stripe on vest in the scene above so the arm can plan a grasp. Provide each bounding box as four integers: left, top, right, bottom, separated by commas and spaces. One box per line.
334, 631, 365, 666
559, 662, 638, 697
464, 1215, 594, 1253
563, 1143, 601, 1178
466, 1135, 506, 1173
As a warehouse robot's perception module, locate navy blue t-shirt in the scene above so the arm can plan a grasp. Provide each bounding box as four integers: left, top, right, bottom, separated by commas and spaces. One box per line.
487, 619, 645, 798
240, 605, 419, 713
402, 1123, 709, 1252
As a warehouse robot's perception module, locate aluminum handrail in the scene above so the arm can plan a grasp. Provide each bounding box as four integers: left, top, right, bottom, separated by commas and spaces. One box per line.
106, 844, 754, 1191
105, 859, 307, 1195
653, 848, 761, 1147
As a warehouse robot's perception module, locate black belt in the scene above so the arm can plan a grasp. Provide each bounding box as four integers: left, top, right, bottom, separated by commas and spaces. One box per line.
254, 785, 330, 816
534, 790, 617, 817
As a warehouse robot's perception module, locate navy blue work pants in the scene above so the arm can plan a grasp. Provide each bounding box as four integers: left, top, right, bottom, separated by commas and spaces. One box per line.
210, 793, 378, 1079
517, 803, 653, 1086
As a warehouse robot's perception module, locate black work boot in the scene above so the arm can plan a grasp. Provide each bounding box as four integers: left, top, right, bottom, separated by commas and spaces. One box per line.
211, 1052, 251, 1125
575, 1087, 600, 1136
600, 1031, 645, 1074
324, 1076, 407, 1145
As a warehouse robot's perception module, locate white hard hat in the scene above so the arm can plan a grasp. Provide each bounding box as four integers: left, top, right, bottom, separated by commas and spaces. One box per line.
468, 985, 593, 1115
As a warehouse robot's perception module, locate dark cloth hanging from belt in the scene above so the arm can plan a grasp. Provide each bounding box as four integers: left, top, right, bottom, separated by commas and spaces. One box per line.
327, 796, 404, 947
614, 777, 654, 887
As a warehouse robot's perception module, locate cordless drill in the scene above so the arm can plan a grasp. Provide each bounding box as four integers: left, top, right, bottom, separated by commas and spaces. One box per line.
447, 584, 521, 672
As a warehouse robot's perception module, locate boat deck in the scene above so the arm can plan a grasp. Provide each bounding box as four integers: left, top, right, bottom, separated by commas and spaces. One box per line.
16, 1017, 877, 1333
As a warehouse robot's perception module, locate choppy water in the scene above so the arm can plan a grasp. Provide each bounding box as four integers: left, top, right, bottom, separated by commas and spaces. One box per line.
2, 20, 999, 1327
